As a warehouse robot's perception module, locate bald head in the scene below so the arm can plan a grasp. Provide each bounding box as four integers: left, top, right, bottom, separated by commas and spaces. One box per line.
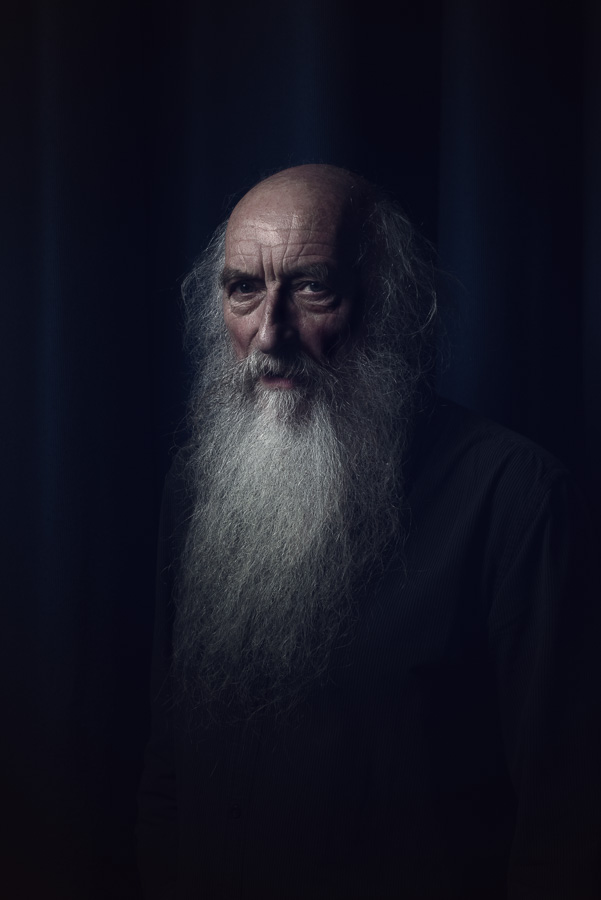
236, 163, 372, 213
222, 165, 375, 367
229, 166, 373, 259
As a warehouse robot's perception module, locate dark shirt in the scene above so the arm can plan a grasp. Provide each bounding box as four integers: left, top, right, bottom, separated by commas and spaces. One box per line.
137, 398, 601, 899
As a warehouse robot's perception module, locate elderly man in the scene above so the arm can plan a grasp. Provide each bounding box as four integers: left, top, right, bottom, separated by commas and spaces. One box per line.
137, 165, 599, 899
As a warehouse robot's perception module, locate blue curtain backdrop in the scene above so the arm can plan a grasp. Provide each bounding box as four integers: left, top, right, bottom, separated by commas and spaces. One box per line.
2, 1, 599, 896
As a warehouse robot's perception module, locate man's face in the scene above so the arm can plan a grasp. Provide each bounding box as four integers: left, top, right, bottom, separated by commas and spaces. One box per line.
222, 178, 361, 389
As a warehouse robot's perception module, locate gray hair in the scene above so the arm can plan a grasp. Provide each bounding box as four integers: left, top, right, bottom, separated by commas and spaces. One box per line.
357, 195, 439, 384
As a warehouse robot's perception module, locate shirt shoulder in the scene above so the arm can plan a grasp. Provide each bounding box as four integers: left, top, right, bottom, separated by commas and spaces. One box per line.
405, 397, 591, 605
409, 396, 573, 514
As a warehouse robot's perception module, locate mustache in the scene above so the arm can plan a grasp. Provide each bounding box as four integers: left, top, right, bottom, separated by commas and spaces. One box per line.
236, 350, 326, 389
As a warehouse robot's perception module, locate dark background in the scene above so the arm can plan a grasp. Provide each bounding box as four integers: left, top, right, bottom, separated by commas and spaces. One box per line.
2, 1, 599, 897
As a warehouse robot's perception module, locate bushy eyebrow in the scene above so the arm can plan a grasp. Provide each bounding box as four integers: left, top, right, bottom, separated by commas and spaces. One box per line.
286, 263, 333, 283
219, 266, 250, 287
219, 263, 334, 288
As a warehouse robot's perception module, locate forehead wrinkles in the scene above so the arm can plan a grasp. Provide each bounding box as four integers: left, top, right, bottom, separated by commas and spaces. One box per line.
226, 211, 340, 263
229, 210, 332, 241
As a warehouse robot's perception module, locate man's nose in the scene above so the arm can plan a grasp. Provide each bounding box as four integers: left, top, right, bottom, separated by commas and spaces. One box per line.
256, 289, 297, 354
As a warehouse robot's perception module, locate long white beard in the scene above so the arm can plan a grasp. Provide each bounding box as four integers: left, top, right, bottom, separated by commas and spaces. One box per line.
174, 344, 414, 723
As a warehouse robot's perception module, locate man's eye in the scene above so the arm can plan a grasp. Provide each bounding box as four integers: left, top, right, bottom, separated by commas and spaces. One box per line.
231, 282, 255, 295
299, 281, 326, 293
